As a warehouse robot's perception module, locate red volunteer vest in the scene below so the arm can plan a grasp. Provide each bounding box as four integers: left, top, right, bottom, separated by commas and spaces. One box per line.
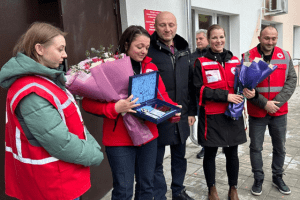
5, 76, 90, 200
198, 56, 239, 113
198, 56, 240, 139
243, 46, 290, 117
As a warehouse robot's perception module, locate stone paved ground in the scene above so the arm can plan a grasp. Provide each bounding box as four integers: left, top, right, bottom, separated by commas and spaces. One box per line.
102, 86, 300, 200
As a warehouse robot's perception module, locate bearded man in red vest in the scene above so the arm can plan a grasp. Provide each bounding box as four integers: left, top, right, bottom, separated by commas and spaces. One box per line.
243, 25, 297, 196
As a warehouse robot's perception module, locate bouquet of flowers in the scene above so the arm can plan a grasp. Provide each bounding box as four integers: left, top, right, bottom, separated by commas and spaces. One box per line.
225, 58, 278, 120
65, 45, 154, 146
239, 57, 278, 90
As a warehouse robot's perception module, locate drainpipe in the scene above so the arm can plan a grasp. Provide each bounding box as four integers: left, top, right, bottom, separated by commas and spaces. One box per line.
186, 0, 192, 51
186, 0, 199, 146
259, 0, 266, 30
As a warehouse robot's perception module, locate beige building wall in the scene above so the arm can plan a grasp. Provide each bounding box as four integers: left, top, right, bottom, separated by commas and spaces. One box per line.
250, 0, 300, 56
249, 14, 263, 51
249, 0, 300, 85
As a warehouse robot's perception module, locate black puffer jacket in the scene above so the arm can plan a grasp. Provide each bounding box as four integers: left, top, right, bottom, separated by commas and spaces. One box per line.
148, 32, 197, 146
193, 48, 247, 147
190, 47, 209, 67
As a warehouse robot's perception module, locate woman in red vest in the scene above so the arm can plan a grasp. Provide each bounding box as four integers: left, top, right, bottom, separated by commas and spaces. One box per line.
0, 22, 103, 200
82, 25, 179, 200
193, 24, 247, 200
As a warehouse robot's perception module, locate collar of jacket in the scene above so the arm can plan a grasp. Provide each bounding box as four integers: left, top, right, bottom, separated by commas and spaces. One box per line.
150, 31, 189, 52
141, 56, 152, 65
196, 46, 209, 55
0, 53, 66, 90
204, 48, 234, 63
257, 43, 275, 62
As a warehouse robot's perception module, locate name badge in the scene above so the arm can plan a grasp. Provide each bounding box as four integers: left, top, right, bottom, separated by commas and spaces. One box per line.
205, 70, 221, 83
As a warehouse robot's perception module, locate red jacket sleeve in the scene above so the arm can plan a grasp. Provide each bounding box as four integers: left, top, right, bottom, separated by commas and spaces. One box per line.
82, 97, 119, 119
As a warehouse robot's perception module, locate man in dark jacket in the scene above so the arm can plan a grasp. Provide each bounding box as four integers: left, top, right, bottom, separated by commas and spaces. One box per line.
190, 29, 209, 159
243, 25, 297, 196
148, 11, 197, 200
190, 29, 209, 66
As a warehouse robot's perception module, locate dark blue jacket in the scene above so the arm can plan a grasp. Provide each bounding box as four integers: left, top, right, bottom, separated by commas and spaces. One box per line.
191, 47, 209, 67
148, 32, 197, 146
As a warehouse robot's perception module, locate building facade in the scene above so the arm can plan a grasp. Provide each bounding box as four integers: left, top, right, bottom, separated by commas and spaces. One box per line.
1, 0, 299, 199
121, 0, 300, 61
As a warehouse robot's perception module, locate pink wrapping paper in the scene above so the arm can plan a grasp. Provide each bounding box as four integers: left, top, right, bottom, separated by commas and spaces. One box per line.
66, 72, 102, 100
90, 56, 134, 101
66, 56, 154, 146
122, 113, 154, 145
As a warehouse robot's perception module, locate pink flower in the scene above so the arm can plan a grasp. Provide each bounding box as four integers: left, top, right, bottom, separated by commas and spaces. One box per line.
92, 58, 103, 63
84, 63, 90, 70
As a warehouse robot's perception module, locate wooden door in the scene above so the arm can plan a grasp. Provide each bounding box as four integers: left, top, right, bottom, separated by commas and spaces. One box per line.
0, 0, 122, 199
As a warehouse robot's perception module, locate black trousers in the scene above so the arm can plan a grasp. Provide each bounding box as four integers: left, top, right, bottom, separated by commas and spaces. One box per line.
203, 145, 239, 187
153, 141, 187, 199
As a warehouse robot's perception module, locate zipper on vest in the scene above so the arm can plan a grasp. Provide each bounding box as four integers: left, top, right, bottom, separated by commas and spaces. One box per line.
261, 54, 271, 99
268, 77, 270, 99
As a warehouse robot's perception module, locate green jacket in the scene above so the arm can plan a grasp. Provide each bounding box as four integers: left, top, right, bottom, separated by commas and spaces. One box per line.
0, 53, 103, 166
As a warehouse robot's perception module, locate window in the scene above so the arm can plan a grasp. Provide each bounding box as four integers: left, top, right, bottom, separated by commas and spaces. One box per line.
198, 14, 212, 30
193, 10, 230, 51
293, 26, 300, 60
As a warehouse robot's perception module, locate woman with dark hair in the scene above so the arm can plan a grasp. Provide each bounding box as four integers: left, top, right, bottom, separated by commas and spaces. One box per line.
82, 25, 178, 200
193, 24, 246, 200
0, 22, 103, 200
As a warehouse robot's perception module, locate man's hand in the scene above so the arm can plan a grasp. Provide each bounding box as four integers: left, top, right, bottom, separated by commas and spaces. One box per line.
188, 116, 196, 126
175, 105, 182, 117
264, 100, 280, 113
167, 105, 182, 123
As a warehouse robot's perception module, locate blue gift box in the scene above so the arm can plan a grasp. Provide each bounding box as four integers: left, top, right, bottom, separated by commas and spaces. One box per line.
128, 71, 181, 124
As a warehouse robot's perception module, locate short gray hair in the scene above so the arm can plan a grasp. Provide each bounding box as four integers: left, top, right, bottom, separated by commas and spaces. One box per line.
195, 29, 207, 38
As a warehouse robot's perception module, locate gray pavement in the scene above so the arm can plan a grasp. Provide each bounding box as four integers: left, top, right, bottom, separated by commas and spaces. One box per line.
102, 85, 300, 200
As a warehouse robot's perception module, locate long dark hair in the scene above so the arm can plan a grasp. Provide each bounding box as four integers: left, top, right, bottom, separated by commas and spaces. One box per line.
118, 25, 150, 55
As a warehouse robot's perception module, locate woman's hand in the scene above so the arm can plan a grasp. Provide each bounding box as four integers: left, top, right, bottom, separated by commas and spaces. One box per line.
115, 95, 140, 113
243, 88, 255, 99
227, 94, 244, 104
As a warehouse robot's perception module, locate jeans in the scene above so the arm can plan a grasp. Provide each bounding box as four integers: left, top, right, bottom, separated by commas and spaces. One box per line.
153, 142, 187, 200
105, 139, 157, 200
249, 114, 287, 180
